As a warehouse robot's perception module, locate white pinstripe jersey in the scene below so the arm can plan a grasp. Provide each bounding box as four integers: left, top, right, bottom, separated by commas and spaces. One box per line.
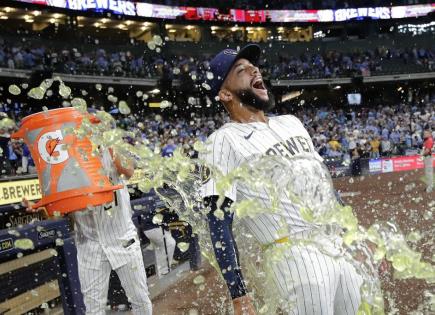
72, 150, 138, 269
200, 115, 325, 245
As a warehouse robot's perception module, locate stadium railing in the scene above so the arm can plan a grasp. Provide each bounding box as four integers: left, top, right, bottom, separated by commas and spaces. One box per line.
1, 67, 434, 88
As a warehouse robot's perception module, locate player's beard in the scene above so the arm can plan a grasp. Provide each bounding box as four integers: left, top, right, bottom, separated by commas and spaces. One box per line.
235, 87, 275, 112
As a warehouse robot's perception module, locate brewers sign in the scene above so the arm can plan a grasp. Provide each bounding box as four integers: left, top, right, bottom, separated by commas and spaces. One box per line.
0, 179, 41, 206
0, 169, 146, 206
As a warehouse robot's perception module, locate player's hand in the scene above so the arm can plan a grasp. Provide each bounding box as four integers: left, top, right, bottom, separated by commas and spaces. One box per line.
22, 198, 43, 213
232, 295, 257, 315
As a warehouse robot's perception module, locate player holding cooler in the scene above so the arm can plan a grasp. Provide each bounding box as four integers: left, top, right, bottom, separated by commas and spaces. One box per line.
23, 109, 153, 315
72, 148, 152, 315
200, 44, 365, 315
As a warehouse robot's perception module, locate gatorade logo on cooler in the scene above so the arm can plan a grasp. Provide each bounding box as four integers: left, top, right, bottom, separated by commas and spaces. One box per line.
37, 130, 69, 164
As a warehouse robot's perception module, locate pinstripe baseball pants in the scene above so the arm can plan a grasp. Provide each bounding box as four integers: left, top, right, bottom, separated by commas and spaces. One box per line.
76, 240, 152, 315
271, 244, 363, 315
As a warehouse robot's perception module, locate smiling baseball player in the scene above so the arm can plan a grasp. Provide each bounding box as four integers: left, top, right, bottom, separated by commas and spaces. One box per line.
201, 44, 363, 315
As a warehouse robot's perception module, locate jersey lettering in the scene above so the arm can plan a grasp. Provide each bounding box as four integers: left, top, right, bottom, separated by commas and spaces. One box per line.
265, 136, 313, 157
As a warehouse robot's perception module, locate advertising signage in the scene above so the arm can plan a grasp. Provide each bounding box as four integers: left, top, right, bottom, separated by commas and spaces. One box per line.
368, 154, 435, 174
9, 1, 435, 23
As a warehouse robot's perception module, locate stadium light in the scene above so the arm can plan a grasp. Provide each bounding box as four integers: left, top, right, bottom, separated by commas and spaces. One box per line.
4, 7, 14, 13
32, 11, 41, 16
101, 18, 109, 23
53, 13, 62, 19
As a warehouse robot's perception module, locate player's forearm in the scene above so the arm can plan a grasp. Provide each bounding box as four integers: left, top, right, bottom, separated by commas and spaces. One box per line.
204, 196, 248, 299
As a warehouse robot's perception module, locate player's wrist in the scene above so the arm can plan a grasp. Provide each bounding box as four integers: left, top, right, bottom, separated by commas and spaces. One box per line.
233, 294, 245, 299
232, 292, 248, 300
232, 294, 251, 304
232, 295, 256, 315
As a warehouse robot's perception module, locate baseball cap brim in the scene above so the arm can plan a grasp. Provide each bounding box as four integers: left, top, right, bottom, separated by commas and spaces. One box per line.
235, 44, 261, 67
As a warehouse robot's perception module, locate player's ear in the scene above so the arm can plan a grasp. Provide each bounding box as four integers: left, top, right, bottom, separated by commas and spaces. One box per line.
218, 88, 232, 103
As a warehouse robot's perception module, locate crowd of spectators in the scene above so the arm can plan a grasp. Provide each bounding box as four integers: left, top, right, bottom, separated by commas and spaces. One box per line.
295, 102, 435, 163
0, 41, 434, 80
1, 99, 433, 178
266, 47, 435, 80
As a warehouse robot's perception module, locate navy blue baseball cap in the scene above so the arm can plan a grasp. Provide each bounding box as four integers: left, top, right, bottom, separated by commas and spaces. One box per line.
207, 44, 261, 97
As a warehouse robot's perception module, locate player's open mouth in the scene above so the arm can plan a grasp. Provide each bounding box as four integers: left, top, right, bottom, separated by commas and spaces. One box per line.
251, 77, 267, 93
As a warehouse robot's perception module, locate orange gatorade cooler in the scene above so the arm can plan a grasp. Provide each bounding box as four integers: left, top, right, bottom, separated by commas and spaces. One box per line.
12, 107, 122, 216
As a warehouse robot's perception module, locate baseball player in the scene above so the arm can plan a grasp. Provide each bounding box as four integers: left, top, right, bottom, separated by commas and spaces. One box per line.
201, 44, 364, 315
25, 147, 152, 315
422, 129, 433, 193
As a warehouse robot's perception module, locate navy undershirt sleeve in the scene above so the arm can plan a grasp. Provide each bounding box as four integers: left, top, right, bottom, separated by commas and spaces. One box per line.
204, 196, 247, 300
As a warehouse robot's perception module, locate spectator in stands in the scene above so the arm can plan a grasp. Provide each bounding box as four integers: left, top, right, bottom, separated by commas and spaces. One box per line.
380, 136, 392, 157
8, 140, 21, 176
162, 139, 177, 157
328, 135, 341, 152
370, 136, 381, 159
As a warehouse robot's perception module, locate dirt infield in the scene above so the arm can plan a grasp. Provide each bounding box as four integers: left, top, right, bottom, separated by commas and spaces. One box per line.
152, 169, 434, 315
335, 169, 434, 314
